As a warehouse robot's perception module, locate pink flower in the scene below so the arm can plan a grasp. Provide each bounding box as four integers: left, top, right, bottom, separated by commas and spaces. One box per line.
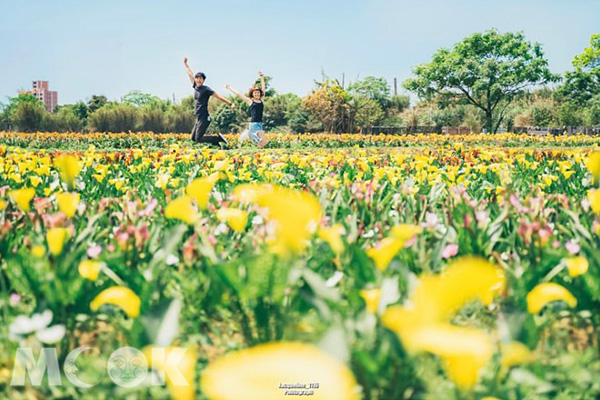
10, 293, 21, 306
565, 240, 580, 255
442, 244, 459, 259
87, 245, 102, 258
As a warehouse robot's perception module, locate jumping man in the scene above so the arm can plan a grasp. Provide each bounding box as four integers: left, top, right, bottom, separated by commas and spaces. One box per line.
184, 57, 235, 147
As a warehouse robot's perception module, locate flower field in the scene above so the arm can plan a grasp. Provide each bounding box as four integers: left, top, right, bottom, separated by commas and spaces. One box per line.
1, 132, 600, 400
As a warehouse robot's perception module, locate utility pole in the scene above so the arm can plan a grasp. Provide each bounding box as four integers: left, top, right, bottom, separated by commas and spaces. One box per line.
393, 78, 398, 96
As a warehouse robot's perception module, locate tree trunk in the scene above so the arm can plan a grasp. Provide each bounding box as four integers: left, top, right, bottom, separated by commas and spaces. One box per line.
485, 110, 493, 134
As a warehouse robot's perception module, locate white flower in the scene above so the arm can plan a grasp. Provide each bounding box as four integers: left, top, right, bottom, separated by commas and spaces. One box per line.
9, 310, 66, 344
166, 254, 179, 266
325, 271, 344, 287
252, 215, 264, 225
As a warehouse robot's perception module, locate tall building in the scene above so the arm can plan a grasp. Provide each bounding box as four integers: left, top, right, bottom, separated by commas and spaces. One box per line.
19, 80, 58, 112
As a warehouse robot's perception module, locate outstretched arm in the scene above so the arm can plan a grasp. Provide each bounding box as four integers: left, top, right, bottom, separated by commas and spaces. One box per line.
183, 57, 194, 85
258, 70, 265, 100
212, 92, 236, 110
225, 84, 252, 105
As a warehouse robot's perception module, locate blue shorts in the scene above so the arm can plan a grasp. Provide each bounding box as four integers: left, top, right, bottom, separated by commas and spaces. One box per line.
248, 122, 263, 144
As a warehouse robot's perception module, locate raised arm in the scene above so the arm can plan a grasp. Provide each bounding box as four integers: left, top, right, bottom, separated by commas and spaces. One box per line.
225, 84, 252, 106
212, 92, 236, 110
258, 70, 265, 100
183, 57, 194, 85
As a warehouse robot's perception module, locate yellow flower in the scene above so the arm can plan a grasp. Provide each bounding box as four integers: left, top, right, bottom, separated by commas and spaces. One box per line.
391, 224, 422, 241
90, 286, 140, 318
165, 196, 199, 225
586, 152, 600, 183
318, 224, 344, 255
29, 176, 43, 187
186, 173, 221, 209
367, 237, 404, 271
54, 154, 81, 189
201, 342, 359, 400
481, 397, 503, 400
588, 189, 600, 214
143, 346, 196, 400
360, 288, 381, 314
216, 208, 248, 232
565, 256, 589, 277
9, 188, 35, 212
526, 282, 577, 314
500, 341, 532, 370
31, 245, 45, 258
56, 192, 80, 218
79, 260, 103, 281
409, 324, 493, 389
46, 228, 70, 256
233, 184, 322, 255
0, 200, 6, 211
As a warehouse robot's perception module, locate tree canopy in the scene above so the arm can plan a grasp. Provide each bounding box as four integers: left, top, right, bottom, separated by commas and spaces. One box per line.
404, 29, 559, 132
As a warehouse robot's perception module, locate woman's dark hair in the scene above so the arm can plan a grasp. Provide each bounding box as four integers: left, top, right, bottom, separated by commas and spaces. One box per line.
248, 86, 263, 97
195, 72, 207, 80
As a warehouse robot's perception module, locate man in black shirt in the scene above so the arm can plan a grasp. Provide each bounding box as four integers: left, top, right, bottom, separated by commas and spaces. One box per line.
184, 57, 235, 146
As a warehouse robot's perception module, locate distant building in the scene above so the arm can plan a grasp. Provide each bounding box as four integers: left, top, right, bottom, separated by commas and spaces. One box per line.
19, 80, 58, 112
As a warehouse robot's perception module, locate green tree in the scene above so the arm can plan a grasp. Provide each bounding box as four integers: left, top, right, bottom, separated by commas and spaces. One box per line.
122, 90, 161, 107
87, 95, 108, 113
349, 96, 384, 131
349, 76, 391, 109
404, 29, 558, 133
8, 94, 47, 132
165, 104, 195, 133
558, 34, 600, 106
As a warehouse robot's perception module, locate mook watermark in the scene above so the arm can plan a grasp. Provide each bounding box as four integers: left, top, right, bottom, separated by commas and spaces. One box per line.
10, 346, 191, 388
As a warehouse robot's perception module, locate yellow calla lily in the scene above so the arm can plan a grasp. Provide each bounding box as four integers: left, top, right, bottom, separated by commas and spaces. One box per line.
588, 189, 600, 214
500, 341, 532, 370
46, 228, 70, 256
366, 237, 405, 271
143, 346, 196, 400
232, 184, 322, 255
78, 260, 103, 281
318, 224, 344, 255
526, 282, 577, 314
56, 192, 80, 218
360, 288, 381, 314
565, 256, 589, 277
165, 196, 199, 225
407, 324, 493, 389
586, 152, 600, 183
90, 286, 141, 318
201, 342, 359, 400
391, 224, 423, 241
0, 199, 6, 211
54, 154, 82, 189
186, 173, 221, 209
216, 208, 248, 232
9, 188, 35, 212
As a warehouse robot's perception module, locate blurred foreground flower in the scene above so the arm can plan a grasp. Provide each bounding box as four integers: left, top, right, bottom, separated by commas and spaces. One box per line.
9, 310, 66, 344
318, 224, 345, 255
46, 227, 70, 256
216, 208, 248, 232
56, 192, 80, 218
9, 188, 35, 212
90, 286, 141, 318
565, 256, 589, 277
165, 196, 199, 225
54, 154, 81, 189
201, 342, 359, 400
79, 260, 103, 281
382, 257, 505, 389
233, 184, 322, 255
186, 173, 221, 209
526, 282, 577, 314
143, 346, 197, 400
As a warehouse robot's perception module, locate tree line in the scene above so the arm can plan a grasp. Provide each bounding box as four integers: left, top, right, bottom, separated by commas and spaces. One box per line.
1, 30, 598, 134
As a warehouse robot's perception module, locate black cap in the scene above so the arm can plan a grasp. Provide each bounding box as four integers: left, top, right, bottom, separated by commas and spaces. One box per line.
195, 72, 206, 79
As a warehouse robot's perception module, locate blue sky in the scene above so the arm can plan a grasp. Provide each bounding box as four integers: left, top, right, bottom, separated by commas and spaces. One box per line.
0, 0, 598, 105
